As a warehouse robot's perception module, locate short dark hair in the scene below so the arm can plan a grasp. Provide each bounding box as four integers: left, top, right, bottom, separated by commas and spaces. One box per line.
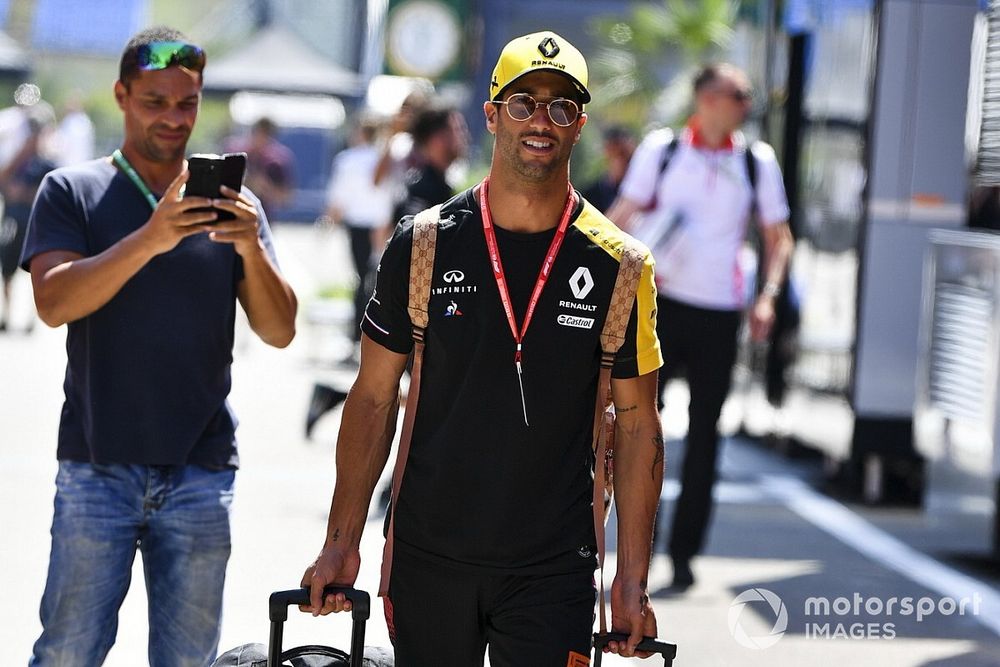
693, 62, 746, 94
602, 124, 633, 144
411, 107, 455, 148
252, 117, 277, 136
118, 26, 194, 86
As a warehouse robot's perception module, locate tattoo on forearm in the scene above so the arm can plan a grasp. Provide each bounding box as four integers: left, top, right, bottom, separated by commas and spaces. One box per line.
332, 528, 341, 542
651, 435, 664, 481
616, 404, 638, 413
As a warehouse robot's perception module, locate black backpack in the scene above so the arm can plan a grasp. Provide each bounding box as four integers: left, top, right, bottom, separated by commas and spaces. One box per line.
653, 133, 760, 214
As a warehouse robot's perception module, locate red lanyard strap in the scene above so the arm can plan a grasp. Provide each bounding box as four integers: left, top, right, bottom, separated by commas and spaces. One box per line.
478, 176, 576, 425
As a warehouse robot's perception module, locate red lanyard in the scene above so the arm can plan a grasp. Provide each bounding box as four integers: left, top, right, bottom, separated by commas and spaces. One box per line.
478, 176, 576, 425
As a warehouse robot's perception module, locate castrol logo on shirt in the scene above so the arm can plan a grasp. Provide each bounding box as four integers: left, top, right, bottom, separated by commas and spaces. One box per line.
558, 314, 595, 329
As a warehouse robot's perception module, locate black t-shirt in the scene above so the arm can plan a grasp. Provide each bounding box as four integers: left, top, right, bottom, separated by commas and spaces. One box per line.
20, 158, 280, 468
363, 188, 661, 574
582, 176, 621, 214
392, 162, 453, 225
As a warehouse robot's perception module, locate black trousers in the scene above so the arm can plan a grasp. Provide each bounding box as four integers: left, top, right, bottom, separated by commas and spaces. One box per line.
346, 223, 375, 342
655, 296, 741, 562
385, 547, 595, 667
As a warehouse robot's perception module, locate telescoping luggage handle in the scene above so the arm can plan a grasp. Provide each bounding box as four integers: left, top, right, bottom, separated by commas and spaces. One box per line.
593, 632, 677, 666
267, 586, 370, 667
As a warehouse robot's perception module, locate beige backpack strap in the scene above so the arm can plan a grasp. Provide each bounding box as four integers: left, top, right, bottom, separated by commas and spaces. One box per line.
380, 205, 441, 598
405, 205, 441, 330
600, 240, 647, 355
591, 237, 647, 633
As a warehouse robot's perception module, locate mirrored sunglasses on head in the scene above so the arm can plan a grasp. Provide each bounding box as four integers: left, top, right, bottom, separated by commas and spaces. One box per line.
495, 93, 580, 127
136, 41, 205, 73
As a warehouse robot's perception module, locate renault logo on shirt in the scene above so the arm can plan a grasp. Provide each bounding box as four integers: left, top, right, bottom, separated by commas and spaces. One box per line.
443, 269, 465, 283
569, 266, 594, 299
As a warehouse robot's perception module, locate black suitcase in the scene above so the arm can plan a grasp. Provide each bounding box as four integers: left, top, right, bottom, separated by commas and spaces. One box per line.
213, 586, 391, 667
592, 632, 677, 666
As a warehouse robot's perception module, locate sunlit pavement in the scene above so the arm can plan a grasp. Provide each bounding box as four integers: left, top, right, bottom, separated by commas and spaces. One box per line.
2, 223, 998, 665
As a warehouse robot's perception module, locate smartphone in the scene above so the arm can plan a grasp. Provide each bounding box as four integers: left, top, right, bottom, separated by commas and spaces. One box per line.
184, 152, 247, 221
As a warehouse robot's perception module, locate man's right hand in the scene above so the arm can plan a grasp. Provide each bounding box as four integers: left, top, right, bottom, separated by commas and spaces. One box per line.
299, 546, 362, 616
139, 170, 218, 256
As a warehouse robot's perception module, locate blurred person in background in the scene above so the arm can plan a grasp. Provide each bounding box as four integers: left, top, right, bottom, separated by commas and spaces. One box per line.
327, 116, 396, 341
373, 89, 428, 200
22, 27, 297, 666
608, 62, 793, 591
583, 124, 636, 213
0, 112, 57, 332
53, 91, 96, 167
305, 116, 396, 438
0, 85, 54, 171
307, 107, 468, 436
392, 105, 468, 224
225, 116, 294, 220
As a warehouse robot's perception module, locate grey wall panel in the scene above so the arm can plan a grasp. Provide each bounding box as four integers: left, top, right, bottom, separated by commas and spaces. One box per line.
854, 222, 936, 415
910, 2, 978, 200
855, 0, 977, 419
868, 0, 915, 203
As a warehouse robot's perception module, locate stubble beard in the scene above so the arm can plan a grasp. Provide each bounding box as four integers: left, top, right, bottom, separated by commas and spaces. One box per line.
142, 128, 188, 163
496, 128, 566, 183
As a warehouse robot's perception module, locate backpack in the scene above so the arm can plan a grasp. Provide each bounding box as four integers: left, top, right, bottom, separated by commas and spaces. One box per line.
378, 201, 647, 635
650, 133, 760, 215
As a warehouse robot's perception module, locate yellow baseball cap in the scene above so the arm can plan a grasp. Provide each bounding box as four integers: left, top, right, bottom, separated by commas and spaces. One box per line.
489, 31, 591, 104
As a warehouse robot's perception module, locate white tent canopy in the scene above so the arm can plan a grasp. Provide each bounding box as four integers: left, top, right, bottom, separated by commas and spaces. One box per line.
0, 30, 30, 75
203, 25, 361, 97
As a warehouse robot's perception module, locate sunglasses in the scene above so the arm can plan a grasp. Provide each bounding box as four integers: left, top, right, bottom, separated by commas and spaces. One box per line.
493, 93, 581, 127
135, 41, 206, 73
721, 88, 752, 104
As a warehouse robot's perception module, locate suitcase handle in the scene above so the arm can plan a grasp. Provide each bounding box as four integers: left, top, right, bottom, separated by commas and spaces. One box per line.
267, 587, 370, 667
269, 586, 370, 623
593, 632, 677, 666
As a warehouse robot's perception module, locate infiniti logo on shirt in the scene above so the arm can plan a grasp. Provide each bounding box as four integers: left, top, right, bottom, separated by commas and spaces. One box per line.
443, 270, 465, 283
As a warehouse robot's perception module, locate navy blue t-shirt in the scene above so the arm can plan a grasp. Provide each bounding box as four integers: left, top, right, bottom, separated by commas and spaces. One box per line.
20, 158, 280, 468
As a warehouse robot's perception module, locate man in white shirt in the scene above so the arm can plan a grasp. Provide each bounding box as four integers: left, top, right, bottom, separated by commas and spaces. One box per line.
326, 117, 396, 341
305, 118, 397, 439
608, 62, 794, 590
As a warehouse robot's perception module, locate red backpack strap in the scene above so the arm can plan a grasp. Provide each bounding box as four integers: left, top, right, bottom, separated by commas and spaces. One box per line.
379, 205, 440, 598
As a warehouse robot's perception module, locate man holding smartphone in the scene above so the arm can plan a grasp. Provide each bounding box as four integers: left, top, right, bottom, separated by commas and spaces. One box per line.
21, 27, 297, 667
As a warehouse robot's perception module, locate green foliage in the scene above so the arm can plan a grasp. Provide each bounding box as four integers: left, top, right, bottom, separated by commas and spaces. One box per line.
589, 0, 739, 127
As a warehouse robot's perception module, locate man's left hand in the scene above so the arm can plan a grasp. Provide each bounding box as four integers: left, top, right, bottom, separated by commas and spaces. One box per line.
749, 295, 776, 343
207, 185, 262, 257
606, 575, 658, 658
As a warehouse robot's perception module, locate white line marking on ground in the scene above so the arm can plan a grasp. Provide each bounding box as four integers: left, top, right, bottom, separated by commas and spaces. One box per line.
760, 475, 1000, 637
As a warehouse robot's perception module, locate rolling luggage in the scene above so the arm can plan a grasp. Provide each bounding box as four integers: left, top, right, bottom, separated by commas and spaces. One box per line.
212, 586, 392, 667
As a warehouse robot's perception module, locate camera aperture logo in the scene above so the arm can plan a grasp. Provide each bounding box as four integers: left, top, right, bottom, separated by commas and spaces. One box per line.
728, 588, 788, 649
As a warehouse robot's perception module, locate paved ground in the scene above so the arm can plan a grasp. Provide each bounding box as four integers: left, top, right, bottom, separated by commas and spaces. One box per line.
2, 222, 999, 665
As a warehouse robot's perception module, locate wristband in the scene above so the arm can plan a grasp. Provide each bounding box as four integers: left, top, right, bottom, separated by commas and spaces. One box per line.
762, 281, 781, 298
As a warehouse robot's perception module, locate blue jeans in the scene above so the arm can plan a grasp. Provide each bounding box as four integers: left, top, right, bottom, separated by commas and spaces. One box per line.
30, 462, 235, 667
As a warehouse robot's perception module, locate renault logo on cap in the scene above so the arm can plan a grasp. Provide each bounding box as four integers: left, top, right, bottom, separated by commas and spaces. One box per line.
538, 37, 560, 59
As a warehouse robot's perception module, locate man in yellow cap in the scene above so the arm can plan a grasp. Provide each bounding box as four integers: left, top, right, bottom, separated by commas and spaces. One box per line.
301, 30, 663, 664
